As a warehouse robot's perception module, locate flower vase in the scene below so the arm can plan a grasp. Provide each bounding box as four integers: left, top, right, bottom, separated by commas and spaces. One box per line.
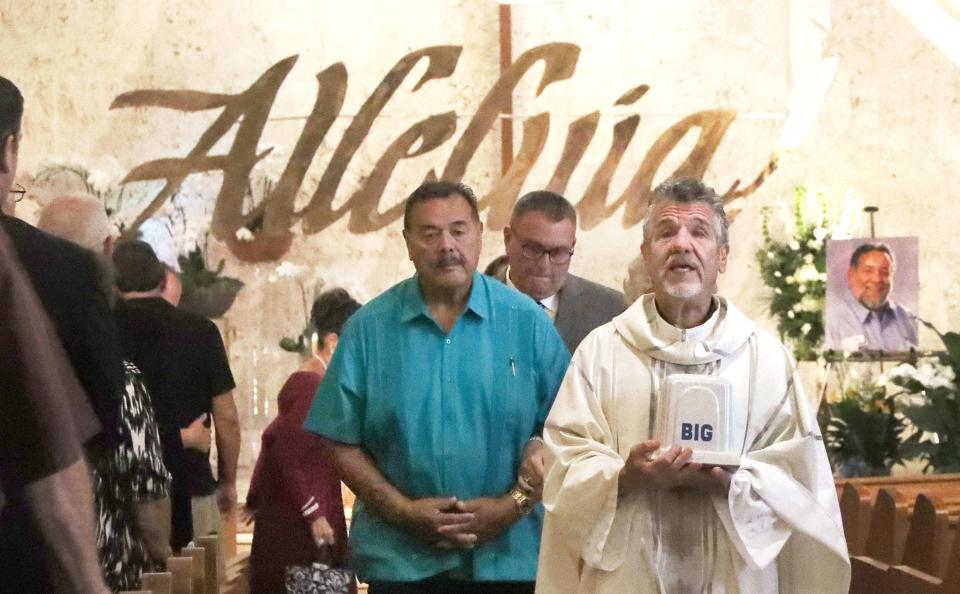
225, 231, 295, 263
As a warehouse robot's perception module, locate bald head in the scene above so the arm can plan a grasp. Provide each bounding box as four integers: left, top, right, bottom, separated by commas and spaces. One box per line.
38, 195, 115, 255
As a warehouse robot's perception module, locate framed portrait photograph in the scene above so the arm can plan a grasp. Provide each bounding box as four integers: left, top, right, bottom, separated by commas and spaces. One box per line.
824, 237, 919, 353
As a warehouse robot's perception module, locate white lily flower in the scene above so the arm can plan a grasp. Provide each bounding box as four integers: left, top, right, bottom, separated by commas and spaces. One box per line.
86, 169, 113, 195
800, 295, 820, 312
889, 363, 917, 378
275, 261, 308, 278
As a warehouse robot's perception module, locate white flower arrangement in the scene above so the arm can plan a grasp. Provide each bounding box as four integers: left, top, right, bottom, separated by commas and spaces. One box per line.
756, 186, 863, 360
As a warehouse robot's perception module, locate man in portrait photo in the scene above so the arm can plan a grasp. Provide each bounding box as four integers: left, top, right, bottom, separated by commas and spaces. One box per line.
825, 240, 918, 352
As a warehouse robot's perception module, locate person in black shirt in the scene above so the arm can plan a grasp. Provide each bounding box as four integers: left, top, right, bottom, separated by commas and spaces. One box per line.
112, 240, 241, 554
1, 74, 123, 594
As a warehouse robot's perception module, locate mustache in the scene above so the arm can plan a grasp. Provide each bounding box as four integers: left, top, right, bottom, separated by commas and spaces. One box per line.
666, 254, 698, 268
435, 253, 466, 267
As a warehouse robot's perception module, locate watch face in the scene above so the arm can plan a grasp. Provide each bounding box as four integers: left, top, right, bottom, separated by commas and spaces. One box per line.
512, 487, 533, 515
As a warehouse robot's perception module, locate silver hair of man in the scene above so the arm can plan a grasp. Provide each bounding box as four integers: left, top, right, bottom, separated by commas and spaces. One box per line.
38, 195, 115, 252
641, 177, 729, 246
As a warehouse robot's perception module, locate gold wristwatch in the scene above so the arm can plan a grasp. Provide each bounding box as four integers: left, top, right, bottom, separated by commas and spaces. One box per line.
509, 486, 534, 516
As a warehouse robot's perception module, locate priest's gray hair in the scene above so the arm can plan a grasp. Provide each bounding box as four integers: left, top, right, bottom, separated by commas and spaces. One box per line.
642, 177, 729, 246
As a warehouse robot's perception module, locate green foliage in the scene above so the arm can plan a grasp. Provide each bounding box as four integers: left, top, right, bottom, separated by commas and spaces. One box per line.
889, 323, 960, 473
279, 336, 306, 353
178, 246, 243, 292
825, 378, 907, 473
280, 321, 316, 355
755, 186, 828, 360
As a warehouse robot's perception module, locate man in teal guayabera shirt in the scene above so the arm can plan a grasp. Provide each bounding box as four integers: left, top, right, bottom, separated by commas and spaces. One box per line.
306, 181, 570, 593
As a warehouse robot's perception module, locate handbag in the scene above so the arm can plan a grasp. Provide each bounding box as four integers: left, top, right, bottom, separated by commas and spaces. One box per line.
284, 562, 354, 594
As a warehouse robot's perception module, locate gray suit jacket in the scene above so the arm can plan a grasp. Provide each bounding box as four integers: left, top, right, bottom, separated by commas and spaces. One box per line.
485, 259, 626, 354
554, 274, 626, 353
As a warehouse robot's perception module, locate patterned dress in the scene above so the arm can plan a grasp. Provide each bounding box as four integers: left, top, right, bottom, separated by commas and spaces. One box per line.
93, 361, 172, 592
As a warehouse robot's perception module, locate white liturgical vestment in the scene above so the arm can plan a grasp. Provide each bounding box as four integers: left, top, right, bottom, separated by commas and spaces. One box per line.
536, 295, 849, 594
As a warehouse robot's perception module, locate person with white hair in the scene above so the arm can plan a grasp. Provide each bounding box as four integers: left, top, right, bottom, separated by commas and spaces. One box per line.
38, 193, 174, 591
38, 195, 116, 255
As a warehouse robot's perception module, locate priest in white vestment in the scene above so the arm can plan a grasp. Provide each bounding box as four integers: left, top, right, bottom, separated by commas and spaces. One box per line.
536, 178, 849, 594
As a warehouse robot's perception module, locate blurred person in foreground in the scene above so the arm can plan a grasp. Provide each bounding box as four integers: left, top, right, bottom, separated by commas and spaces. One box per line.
246, 288, 362, 594
0, 226, 108, 594
0, 73, 121, 594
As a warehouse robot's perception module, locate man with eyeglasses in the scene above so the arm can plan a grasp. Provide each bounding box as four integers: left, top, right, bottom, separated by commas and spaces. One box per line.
493, 192, 626, 510
0, 77, 123, 451
0, 75, 114, 593
499, 191, 625, 355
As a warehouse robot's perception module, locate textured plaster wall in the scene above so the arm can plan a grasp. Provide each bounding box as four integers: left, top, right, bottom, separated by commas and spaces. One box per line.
2, 0, 958, 490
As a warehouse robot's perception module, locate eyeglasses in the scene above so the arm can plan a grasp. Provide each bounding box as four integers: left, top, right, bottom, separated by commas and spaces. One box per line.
519, 243, 574, 264
10, 183, 26, 203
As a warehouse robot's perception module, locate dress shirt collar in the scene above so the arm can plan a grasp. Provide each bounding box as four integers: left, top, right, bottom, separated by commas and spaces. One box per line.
400, 272, 491, 324
847, 294, 893, 324
505, 265, 559, 313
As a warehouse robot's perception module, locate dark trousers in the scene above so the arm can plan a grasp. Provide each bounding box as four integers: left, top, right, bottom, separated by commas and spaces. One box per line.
368, 578, 535, 594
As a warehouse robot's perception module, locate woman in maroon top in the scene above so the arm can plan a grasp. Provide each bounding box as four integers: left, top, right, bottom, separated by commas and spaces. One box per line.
246, 289, 361, 594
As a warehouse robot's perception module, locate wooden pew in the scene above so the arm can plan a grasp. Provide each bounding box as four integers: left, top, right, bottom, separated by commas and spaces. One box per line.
841, 483, 875, 556
888, 523, 960, 594
850, 487, 917, 594
846, 483, 960, 593
195, 535, 220, 594
864, 487, 912, 565
837, 474, 960, 558
140, 571, 173, 594
180, 547, 206, 594
901, 494, 954, 579
166, 556, 194, 594
836, 474, 960, 491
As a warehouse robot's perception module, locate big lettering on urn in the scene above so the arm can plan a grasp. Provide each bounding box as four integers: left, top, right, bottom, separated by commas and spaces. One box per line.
654, 374, 739, 467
